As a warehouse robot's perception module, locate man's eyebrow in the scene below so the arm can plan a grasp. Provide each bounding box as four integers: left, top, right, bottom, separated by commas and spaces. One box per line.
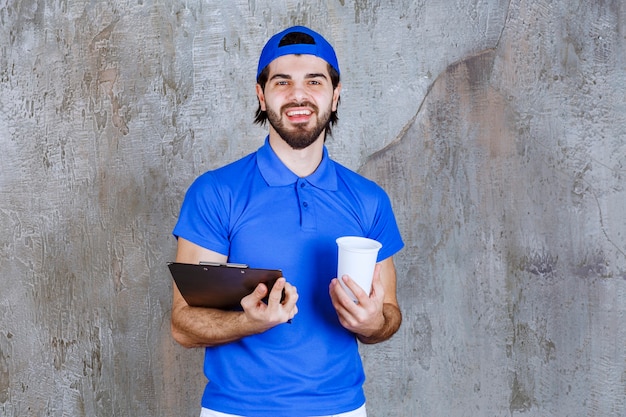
268, 73, 328, 81
305, 73, 328, 79
269, 73, 292, 81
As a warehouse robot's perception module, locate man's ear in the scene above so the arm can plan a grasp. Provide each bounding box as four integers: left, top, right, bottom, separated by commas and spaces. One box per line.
256, 84, 266, 111
332, 82, 342, 112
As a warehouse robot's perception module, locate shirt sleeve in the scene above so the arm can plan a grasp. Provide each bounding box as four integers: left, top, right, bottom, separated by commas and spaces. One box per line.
172, 171, 231, 256
368, 187, 404, 262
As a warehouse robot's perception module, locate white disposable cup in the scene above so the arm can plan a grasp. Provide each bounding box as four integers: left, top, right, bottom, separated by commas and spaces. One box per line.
336, 236, 382, 301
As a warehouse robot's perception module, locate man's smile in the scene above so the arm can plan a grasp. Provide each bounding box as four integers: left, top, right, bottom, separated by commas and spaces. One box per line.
286, 109, 312, 117
284, 106, 315, 124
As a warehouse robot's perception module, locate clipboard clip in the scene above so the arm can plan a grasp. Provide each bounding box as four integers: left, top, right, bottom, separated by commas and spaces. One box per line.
199, 261, 249, 268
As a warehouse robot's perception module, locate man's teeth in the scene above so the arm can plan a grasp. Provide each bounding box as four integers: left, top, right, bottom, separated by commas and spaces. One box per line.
287, 110, 311, 116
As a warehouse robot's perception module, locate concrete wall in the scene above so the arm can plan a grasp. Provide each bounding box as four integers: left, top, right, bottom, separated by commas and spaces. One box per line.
1, 1, 624, 416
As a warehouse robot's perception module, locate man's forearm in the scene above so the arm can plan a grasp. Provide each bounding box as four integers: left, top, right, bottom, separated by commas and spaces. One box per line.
171, 304, 257, 348
357, 303, 402, 344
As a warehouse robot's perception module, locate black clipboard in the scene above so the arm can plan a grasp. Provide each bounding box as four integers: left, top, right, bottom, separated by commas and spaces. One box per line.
168, 262, 283, 310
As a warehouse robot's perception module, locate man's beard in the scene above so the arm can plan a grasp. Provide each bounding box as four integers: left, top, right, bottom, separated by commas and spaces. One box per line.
266, 102, 332, 150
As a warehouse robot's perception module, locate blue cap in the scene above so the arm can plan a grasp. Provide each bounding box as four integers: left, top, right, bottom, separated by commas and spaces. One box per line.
257, 26, 340, 80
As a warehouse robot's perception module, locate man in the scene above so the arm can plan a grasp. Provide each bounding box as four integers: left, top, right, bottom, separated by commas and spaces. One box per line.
171, 26, 404, 417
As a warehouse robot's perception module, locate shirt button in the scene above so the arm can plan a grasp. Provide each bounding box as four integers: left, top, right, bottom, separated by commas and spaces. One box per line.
303, 202, 308, 208
300, 182, 306, 188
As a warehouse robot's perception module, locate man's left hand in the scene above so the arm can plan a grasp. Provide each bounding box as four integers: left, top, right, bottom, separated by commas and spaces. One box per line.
329, 264, 386, 338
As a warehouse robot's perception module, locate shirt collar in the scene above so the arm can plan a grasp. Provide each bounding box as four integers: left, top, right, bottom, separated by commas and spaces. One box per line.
256, 137, 338, 190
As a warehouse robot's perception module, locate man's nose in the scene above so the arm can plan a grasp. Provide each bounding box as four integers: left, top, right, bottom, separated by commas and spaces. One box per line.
289, 82, 309, 102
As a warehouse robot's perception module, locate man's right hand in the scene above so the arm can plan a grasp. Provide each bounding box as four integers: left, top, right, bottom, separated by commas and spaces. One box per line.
240, 277, 299, 332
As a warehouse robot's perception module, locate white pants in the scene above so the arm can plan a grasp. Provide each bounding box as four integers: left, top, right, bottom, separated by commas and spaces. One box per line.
200, 403, 367, 417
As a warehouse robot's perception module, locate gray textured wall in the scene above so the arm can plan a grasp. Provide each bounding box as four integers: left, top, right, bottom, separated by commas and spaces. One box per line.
1, 1, 624, 416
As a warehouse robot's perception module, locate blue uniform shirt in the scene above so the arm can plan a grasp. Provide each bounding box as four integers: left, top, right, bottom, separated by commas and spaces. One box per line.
173, 138, 404, 416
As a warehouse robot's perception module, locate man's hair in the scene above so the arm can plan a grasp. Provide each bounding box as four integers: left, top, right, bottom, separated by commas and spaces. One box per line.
254, 31, 341, 137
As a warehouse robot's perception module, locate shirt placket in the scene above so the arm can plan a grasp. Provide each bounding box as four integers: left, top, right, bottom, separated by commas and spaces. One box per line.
296, 178, 317, 231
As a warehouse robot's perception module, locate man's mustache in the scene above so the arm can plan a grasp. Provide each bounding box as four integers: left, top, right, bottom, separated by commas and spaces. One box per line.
281, 102, 318, 113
